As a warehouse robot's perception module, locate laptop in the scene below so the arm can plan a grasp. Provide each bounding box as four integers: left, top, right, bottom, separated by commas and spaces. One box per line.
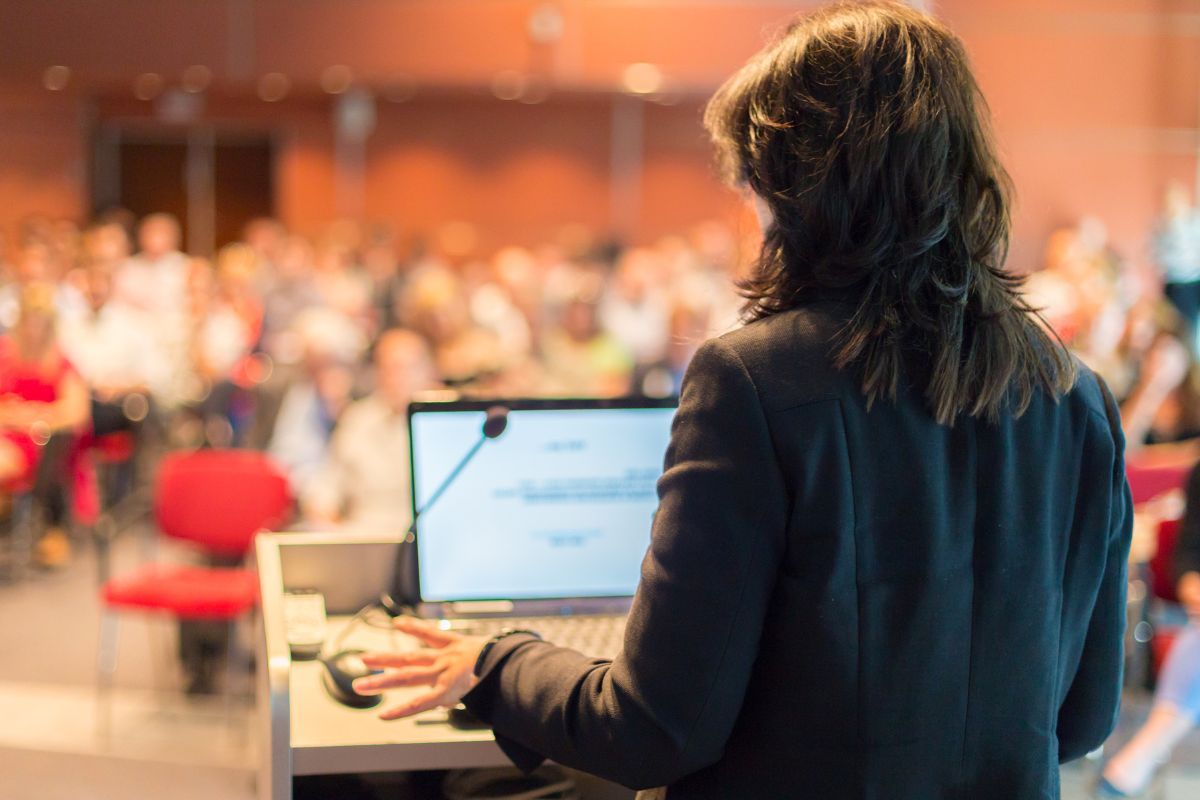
404, 397, 677, 657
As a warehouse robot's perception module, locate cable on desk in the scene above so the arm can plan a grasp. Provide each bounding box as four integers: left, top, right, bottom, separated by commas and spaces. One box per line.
329, 603, 410, 653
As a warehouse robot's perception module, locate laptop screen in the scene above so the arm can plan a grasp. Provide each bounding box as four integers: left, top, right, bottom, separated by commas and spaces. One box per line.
409, 399, 676, 603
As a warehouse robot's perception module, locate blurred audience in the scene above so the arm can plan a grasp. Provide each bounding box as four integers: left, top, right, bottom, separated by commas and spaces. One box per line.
11, 185, 1200, 720
1024, 209, 1200, 455
15, 193, 1200, 549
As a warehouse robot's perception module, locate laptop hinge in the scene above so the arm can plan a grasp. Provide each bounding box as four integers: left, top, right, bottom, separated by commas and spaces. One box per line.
448, 600, 515, 616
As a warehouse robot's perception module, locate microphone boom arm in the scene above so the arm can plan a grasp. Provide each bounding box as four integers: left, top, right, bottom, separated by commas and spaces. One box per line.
406, 434, 487, 539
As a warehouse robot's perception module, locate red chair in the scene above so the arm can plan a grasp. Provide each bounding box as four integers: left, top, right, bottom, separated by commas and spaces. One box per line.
96, 449, 291, 733
1146, 518, 1184, 677
1126, 460, 1193, 506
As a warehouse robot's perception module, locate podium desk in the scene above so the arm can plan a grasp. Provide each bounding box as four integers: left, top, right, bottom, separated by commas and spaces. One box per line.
256, 532, 511, 800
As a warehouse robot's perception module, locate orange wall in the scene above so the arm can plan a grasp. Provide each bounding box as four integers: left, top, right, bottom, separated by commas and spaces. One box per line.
363, 96, 613, 252
0, 1, 1196, 270
0, 90, 87, 242
945, 0, 1200, 270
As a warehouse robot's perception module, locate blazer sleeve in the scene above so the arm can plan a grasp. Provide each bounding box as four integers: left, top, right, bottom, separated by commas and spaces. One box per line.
1173, 463, 1200, 583
1056, 381, 1134, 763
461, 337, 789, 789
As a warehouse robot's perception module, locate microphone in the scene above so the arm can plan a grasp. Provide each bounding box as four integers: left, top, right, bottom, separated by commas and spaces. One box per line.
381, 405, 509, 614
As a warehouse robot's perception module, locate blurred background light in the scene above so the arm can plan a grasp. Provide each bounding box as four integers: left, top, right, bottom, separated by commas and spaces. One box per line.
180, 65, 212, 94
491, 70, 526, 101
257, 72, 291, 102
41, 65, 70, 91
382, 73, 417, 103
133, 72, 163, 101
622, 63, 664, 95
321, 64, 354, 95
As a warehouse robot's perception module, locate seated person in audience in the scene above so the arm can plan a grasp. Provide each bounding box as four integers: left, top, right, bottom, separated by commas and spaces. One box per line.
1153, 181, 1200, 339
242, 216, 286, 278
542, 274, 633, 397
1023, 224, 1126, 353
267, 309, 361, 501
403, 266, 508, 387
489, 246, 544, 343
303, 329, 437, 532
58, 263, 165, 437
46, 219, 84, 291
0, 283, 91, 567
362, 223, 407, 337
312, 230, 372, 335
259, 235, 323, 366
469, 248, 536, 369
636, 297, 712, 398
1099, 462, 1200, 796
0, 240, 87, 331
81, 220, 132, 275
114, 213, 189, 319
600, 247, 670, 369
1120, 326, 1200, 449
196, 244, 265, 443
212, 243, 264, 352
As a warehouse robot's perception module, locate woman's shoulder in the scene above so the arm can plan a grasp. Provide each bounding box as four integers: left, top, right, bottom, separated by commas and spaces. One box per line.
1062, 357, 1118, 424
695, 306, 850, 409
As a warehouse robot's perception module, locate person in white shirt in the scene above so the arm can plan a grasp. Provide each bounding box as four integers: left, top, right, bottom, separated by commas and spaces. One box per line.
58, 264, 167, 434
266, 308, 364, 500
113, 213, 190, 318
0, 240, 87, 331
599, 248, 670, 367
303, 329, 437, 533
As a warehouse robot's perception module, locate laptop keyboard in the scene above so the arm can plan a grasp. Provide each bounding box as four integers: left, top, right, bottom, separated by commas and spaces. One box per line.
446, 615, 627, 660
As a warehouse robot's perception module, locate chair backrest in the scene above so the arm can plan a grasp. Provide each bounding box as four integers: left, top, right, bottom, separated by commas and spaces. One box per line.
1149, 518, 1182, 603
1125, 461, 1192, 506
154, 449, 292, 558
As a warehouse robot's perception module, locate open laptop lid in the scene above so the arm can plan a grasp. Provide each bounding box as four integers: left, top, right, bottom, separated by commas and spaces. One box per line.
407, 397, 677, 617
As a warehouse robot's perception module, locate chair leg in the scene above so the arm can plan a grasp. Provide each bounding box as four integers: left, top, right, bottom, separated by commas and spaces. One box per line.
146, 617, 169, 694
96, 611, 120, 740
223, 618, 239, 736
92, 515, 115, 587
9, 493, 34, 581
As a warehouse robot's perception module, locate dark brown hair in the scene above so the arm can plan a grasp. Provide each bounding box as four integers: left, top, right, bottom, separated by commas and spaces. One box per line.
704, 0, 1075, 424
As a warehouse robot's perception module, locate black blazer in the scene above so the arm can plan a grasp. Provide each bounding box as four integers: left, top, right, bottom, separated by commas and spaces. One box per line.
462, 299, 1133, 800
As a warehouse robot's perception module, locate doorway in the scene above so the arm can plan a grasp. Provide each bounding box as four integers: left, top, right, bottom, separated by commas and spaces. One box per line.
93, 128, 275, 256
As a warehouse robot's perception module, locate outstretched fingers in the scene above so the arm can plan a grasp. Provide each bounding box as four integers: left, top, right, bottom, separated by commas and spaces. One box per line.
353, 664, 443, 694
378, 684, 455, 721
392, 616, 460, 648
360, 650, 438, 668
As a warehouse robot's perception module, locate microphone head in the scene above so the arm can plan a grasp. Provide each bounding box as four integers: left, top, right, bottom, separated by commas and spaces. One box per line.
482, 406, 509, 439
